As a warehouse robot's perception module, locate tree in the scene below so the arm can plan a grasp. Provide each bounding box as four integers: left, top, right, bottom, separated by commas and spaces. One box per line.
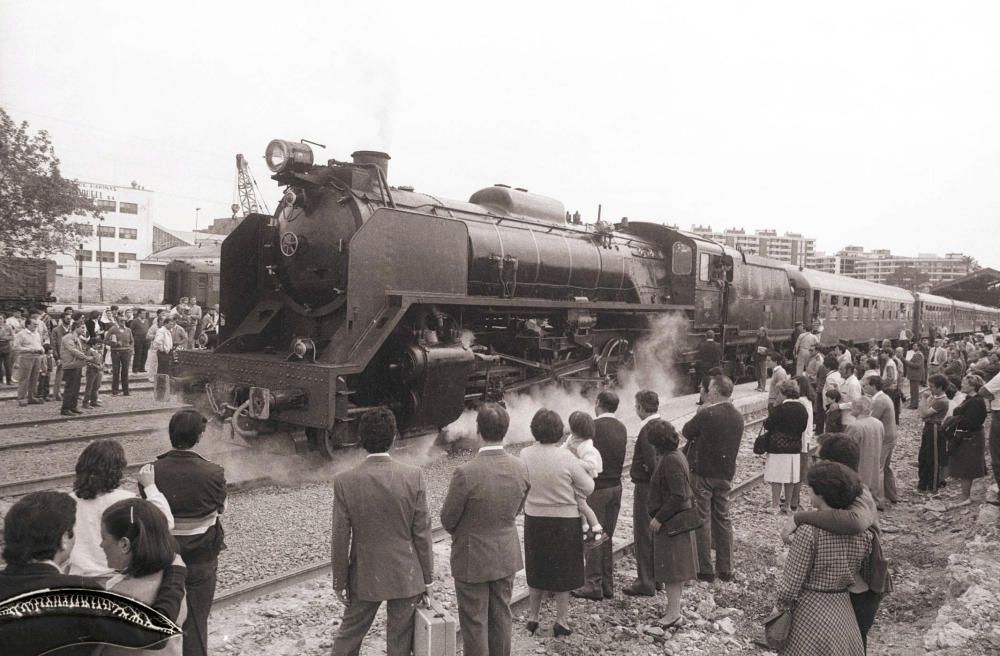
0, 107, 96, 257
885, 265, 931, 291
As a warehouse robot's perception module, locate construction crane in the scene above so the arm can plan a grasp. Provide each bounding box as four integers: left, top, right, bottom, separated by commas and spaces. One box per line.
232, 153, 270, 218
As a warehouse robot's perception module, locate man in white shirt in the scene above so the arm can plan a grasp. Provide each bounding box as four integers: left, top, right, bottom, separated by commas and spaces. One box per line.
981, 372, 1000, 506
13, 317, 44, 406
794, 325, 821, 376
927, 339, 948, 378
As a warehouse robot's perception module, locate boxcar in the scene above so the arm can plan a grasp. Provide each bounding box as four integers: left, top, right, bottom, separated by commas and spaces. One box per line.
163, 258, 220, 308
0, 256, 57, 312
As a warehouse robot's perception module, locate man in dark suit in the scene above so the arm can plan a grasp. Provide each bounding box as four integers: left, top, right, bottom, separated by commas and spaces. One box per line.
332, 408, 435, 656
572, 390, 628, 600
623, 390, 661, 596
695, 330, 724, 403
440, 403, 528, 656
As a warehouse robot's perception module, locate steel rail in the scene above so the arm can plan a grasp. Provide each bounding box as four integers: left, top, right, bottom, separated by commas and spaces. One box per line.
0, 405, 190, 430
0, 382, 155, 402
212, 526, 452, 611
206, 407, 777, 624
0, 427, 161, 453
0, 459, 277, 499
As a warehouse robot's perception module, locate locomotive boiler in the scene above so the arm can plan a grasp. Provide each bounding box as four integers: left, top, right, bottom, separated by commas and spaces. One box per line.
171, 140, 798, 455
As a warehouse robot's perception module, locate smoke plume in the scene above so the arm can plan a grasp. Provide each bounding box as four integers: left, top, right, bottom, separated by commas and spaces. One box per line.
441, 311, 690, 443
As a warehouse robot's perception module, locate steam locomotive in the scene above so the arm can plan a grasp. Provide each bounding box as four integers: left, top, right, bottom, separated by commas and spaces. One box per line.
171, 141, 999, 455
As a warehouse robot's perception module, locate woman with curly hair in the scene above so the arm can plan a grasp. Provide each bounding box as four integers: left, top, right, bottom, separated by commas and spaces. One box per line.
68, 439, 174, 580
776, 461, 873, 655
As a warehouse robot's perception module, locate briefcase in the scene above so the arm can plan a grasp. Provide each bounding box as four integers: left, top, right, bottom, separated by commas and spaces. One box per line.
413, 596, 456, 656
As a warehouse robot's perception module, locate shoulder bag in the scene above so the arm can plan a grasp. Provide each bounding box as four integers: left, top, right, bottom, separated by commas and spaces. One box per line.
663, 505, 702, 536
763, 605, 794, 650
866, 529, 895, 595
752, 423, 770, 455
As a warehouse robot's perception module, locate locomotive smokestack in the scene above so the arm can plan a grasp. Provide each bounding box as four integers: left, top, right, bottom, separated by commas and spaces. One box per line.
351, 150, 391, 180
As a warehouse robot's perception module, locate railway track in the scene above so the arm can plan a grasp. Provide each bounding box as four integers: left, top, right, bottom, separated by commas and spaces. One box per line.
0, 405, 189, 430
207, 412, 775, 618
0, 381, 155, 402
0, 446, 277, 498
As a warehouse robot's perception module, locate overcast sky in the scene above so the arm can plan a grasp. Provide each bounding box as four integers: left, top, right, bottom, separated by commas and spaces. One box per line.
3, 1, 998, 267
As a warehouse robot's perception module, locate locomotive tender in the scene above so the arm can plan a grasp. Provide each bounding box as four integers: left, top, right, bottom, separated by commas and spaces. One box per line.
171, 140, 999, 455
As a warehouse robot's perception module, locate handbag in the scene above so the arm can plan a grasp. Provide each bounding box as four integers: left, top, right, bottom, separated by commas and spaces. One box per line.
663, 505, 702, 536
866, 529, 895, 595
752, 424, 770, 455
763, 606, 794, 650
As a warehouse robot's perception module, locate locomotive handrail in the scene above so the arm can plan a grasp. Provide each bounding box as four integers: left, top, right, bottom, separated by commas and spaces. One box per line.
385, 290, 695, 313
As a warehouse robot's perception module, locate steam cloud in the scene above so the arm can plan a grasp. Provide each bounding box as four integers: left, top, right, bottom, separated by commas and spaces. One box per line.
441, 312, 691, 443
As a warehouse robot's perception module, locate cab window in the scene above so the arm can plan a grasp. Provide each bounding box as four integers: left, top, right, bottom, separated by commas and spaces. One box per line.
698, 253, 711, 282
672, 242, 693, 275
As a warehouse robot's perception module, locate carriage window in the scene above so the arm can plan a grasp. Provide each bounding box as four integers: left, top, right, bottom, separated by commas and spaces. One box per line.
863, 299, 869, 308
672, 242, 693, 275
698, 253, 711, 282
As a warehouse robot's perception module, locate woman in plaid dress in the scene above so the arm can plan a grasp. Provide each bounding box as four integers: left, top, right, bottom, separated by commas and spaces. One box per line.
776, 462, 873, 655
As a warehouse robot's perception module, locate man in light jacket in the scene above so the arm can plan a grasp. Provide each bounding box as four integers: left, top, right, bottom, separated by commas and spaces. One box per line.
440, 404, 528, 656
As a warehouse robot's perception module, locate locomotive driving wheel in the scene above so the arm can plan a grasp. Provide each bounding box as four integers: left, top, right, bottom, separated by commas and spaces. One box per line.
307, 422, 359, 459
597, 338, 634, 382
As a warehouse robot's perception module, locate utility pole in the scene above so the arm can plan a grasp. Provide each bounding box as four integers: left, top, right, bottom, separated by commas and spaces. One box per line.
77, 243, 83, 309
195, 207, 201, 232
97, 216, 105, 303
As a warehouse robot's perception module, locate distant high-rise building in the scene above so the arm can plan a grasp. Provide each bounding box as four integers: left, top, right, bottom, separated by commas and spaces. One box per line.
808, 246, 975, 286
688, 225, 816, 266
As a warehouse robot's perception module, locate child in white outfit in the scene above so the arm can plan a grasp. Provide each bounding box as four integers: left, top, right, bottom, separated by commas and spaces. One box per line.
564, 411, 604, 541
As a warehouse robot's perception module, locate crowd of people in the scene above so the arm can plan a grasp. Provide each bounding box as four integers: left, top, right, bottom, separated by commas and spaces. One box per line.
0, 298, 221, 415
327, 382, 747, 655
0, 409, 224, 656
755, 324, 1000, 654
3, 321, 999, 655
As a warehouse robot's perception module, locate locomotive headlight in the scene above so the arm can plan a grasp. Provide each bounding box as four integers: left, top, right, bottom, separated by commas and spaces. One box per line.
265, 139, 314, 173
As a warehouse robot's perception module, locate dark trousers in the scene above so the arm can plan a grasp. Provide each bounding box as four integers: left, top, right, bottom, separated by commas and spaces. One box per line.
886, 388, 902, 425
850, 589, 882, 651
582, 484, 622, 595
909, 379, 921, 409
0, 349, 12, 383
133, 339, 148, 372
331, 591, 421, 656
454, 575, 514, 656
182, 557, 217, 656
157, 350, 171, 376
918, 423, 946, 492
37, 372, 50, 399
990, 413, 1000, 498
755, 357, 767, 390
61, 367, 82, 411
691, 474, 733, 576
631, 481, 655, 594
111, 350, 132, 393
84, 366, 101, 404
